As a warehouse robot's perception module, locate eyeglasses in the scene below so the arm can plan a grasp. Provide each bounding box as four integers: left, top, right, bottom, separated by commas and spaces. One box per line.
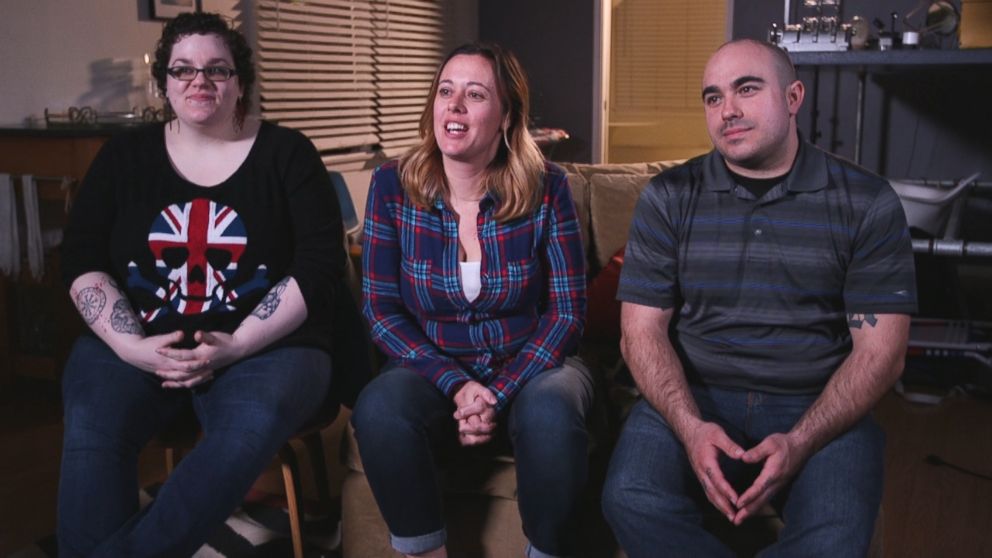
166, 66, 237, 82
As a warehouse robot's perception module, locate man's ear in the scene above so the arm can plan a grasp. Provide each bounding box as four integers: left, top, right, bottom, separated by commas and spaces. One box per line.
786, 80, 805, 115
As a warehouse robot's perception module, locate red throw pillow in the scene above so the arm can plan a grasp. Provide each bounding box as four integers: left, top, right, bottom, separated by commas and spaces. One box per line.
584, 245, 625, 342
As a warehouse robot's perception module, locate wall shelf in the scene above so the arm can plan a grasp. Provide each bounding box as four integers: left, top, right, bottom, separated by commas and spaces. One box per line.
789, 48, 992, 67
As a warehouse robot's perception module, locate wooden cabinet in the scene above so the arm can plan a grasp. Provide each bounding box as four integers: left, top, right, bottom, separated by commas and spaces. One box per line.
0, 128, 112, 386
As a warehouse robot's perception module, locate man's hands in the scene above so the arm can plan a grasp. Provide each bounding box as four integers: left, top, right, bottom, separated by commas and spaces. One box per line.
733, 432, 810, 524
685, 423, 812, 525
684, 421, 745, 521
452, 381, 498, 446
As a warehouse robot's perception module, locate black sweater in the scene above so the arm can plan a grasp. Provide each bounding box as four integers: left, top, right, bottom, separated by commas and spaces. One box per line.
62, 121, 345, 354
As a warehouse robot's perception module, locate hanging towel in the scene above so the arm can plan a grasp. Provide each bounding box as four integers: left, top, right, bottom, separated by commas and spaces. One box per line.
0, 173, 19, 277
21, 174, 44, 280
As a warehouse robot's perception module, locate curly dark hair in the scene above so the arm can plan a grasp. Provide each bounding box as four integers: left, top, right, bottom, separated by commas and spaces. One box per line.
151, 12, 255, 128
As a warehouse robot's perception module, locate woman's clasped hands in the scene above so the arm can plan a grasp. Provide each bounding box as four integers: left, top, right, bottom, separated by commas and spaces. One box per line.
118, 330, 248, 389
452, 380, 498, 446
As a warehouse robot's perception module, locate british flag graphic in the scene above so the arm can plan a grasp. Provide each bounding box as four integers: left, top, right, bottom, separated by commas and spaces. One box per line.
147, 198, 248, 316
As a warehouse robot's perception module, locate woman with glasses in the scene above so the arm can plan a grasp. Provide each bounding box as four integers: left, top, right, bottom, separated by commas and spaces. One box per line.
352, 43, 592, 558
57, 12, 355, 556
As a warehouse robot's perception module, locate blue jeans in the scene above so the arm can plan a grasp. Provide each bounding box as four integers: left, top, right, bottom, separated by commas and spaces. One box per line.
350, 357, 594, 557
57, 336, 331, 558
602, 385, 884, 558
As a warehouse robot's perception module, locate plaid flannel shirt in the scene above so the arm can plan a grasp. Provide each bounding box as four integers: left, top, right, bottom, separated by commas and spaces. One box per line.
361, 161, 586, 411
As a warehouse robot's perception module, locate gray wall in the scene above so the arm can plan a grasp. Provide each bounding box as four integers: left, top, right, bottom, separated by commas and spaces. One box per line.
0, 0, 244, 126
478, 0, 596, 162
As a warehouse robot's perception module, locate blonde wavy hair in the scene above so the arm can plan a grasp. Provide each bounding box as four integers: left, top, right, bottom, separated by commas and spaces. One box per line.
398, 43, 545, 222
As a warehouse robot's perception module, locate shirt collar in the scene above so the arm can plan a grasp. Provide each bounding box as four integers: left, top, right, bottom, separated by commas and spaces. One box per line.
431, 191, 498, 212
702, 133, 829, 194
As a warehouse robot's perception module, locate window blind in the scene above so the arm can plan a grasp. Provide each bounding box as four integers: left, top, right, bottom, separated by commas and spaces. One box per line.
607, 0, 726, 162
610, 0, 725, 114
257, 0, 450, 171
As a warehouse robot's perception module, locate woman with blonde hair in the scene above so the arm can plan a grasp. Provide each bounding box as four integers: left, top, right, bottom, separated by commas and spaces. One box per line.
352, 43, 592, 558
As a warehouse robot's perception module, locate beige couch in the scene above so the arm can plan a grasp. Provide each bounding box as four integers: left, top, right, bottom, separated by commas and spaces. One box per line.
338, 160, 684, 558
338, 157, 883, 557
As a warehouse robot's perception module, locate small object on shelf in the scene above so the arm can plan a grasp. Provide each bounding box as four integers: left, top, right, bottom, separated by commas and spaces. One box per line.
529, 127, 569, 148
769, 0, 853, 52
927, 1, 960, 36
850, 16, 870, 50
44, 106, 164, 128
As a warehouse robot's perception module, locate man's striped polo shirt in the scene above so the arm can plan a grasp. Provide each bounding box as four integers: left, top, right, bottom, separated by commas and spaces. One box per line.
618, 140, 918, 394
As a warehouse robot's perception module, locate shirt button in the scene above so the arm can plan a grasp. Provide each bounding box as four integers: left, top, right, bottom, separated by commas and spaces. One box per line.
754, 228, 763, 236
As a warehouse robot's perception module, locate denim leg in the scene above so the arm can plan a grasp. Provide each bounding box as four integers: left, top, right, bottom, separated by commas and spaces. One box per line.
58, 337, 187, 558
758, 412, 885, 558
508, 357, 594, 558
602, 398, 735, 558
350, 366, 453, 555
92, 346, 331, 558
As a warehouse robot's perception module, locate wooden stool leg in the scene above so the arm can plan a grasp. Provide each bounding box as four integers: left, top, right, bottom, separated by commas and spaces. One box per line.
302, 430, 332, 514
165, 447, 180, 475
279, 444, 306, 558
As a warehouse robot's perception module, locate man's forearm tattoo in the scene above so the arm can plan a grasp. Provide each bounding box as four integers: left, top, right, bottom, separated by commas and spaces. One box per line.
847, 313, 878, 329
251, 277, 289, 320
76, 287, 107, 324
111, 299, 143, 335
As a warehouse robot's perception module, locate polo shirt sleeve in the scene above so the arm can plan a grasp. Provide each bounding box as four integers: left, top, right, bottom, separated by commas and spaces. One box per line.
843, 183, 918, 315
361, 166, 474, 398
616, 176, 680, 309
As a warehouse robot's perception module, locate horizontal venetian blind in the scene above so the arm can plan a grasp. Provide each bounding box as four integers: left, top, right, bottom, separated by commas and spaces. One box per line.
372, 0, 447, 158
610, 0, 725, 113
257, 0, 450, 170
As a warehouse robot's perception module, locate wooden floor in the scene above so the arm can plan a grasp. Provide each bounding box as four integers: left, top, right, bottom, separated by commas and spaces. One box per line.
1, 375, 990, 557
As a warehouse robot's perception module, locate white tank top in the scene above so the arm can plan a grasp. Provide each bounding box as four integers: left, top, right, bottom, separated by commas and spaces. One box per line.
459, 261, 482, 302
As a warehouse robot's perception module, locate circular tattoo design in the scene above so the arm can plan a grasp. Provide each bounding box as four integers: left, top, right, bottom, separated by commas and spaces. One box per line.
76, 287, 107, 325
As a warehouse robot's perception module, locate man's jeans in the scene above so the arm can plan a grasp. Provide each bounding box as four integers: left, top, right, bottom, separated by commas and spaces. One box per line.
58, 336, 331, 558
351, 358, 594, 558
603, 385, 884, 558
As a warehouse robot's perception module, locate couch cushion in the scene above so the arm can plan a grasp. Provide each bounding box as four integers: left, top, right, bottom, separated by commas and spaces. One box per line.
568, 161, 654, 180
645, 159, 686, 175
589, 173, 654, 270
565, 172, 591, 262
584, 246, 625, 342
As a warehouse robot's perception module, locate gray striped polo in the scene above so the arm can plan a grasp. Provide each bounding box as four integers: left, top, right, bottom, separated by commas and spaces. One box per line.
618, 140, 918, 394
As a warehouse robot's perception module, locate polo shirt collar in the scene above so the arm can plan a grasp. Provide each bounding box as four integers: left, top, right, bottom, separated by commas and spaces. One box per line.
702, 133, 830, 193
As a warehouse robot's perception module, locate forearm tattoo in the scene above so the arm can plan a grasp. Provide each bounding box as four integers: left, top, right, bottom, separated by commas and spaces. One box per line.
75, 287, 106, 325
251, 277, 289, 320
107, 277, 127, 298
847, 313, 878, 329
110, 299, 143, 335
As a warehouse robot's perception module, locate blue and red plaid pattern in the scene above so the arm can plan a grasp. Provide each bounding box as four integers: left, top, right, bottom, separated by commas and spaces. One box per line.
362, 161, 586, 411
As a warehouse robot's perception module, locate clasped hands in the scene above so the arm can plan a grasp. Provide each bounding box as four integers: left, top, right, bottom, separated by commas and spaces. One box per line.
118, 330, 246, 389
685, 421, 810, 525
452, 381, 498, 447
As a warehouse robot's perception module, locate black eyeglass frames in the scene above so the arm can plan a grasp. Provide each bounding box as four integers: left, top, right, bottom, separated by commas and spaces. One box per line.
166, 66, 236, 82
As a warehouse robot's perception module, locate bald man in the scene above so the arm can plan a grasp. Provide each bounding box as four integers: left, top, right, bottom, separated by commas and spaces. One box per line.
602, 39, 917, 557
